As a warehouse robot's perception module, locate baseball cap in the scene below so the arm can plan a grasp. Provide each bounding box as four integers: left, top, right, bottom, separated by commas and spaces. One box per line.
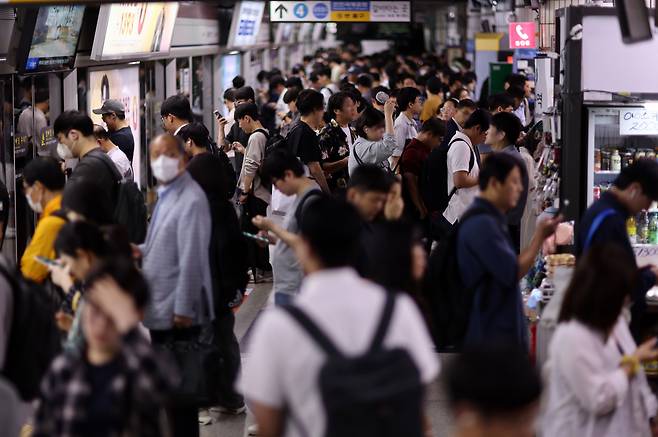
92, 99, 125, 115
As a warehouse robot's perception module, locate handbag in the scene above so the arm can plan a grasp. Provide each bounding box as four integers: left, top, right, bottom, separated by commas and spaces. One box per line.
153, 326, 221, 407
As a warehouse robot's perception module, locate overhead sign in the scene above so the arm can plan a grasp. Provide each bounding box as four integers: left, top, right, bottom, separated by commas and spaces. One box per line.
619, 109, 658, 136
269, 1, 411, 23
509, 22, 536, 49
229, 1, 266, 47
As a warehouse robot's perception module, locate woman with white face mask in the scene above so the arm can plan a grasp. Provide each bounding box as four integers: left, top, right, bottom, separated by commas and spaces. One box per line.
543, 244, 658, 437
20, 157, 67, 284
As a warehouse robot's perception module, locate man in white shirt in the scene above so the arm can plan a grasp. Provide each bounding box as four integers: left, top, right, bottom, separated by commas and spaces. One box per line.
240, 197, 439, 437
92, 124, 133, 182
393, 87, 422, 169
160, 95, 192, 137
444, 109, 490, 225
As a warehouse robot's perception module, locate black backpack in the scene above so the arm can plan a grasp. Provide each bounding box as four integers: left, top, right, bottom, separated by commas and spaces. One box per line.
420, 138, 475, 216
283, 292, 424, 437
88, 154, 148, 244
0, 263, 61, 401
422, 206, 489, 352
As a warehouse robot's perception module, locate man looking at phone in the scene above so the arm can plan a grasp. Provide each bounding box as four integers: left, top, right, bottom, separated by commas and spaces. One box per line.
160, 95, 193, 138
217, 86, 256, 174
20, 157, 66, 283
251, 149, 322, 306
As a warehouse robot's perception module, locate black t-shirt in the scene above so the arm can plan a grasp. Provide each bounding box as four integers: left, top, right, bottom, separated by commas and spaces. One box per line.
81, 358, 123, 437
286, 120, 322, 165
109, 126, 134, 163
69, 148, 120, 213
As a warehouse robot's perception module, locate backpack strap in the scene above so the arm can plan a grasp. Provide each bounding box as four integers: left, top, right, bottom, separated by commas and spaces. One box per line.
283, 306, 343, 358
294, 189, 323, 225
253, 128, 269, 140
368, 292, 396, 352
584, 208, 617, 250
85, 151, 122, 185
445, 139, 476, 206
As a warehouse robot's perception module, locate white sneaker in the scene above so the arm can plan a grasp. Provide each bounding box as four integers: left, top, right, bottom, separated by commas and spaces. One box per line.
247, 424, 260, 435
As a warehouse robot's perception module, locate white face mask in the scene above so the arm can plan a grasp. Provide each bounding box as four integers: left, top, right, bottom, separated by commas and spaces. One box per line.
151, 155, 180, 183
57, 142, 73, 160
25, 189, 42, 214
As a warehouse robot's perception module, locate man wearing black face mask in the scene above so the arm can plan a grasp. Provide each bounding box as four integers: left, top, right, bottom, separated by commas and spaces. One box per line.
54, 110, 119, 213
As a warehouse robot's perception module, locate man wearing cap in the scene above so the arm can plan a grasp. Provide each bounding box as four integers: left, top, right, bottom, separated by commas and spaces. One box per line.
92, 99, 135, 163
576, 159, 658, 340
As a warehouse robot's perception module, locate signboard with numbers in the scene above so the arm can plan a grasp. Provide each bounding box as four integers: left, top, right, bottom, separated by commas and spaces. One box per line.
269, 1, 410, 22
620, 109, 658, 136
228, 1, 266, 47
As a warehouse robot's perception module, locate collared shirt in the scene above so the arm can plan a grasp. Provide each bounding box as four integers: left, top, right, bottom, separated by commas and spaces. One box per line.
173, 123, 190, 137
457, 197, 528, 350
543, 317, 657, 437
33, 329, 176, 437
239, 267, 439, 437
107, 145, 133, 182
393, 112, 418, 157
318, 119, 355, 188
21, 195, 66, 283
443, 131, 480, 225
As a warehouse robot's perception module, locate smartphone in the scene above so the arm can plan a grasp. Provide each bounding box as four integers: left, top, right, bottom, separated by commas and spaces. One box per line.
35, 256, 61, 268
213, 110, 222, 119
242, 231, 270, 244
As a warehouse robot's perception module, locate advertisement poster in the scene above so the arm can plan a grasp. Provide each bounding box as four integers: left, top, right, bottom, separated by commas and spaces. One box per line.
94, 2, 178, 59
88, 66, 142, 187
230, 1, 265, 47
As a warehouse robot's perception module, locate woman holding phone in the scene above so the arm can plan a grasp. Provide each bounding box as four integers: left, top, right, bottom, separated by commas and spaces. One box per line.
542, 244, 658, 437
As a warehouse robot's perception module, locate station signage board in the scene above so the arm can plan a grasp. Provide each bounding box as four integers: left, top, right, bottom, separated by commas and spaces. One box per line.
508, 22, 537, 49
269, 1, 411, 23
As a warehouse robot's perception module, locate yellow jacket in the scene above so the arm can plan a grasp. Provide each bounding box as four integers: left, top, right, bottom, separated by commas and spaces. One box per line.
21, 195, 66, 283
420, 94, 443, 123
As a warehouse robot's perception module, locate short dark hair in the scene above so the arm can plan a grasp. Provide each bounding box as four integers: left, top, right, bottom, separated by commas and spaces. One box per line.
507, 85, 525, 101
299, 197, 362, 268
445, 344, 542, 417
283, 87, 301, 104
478, 152, 522, 191
316, 66, 331, 78
269, 75, 285, 90
285, 76, 303, 89
456, 98, 477, 111
263, 148, 305, 180
160, 95, 193, 121
55, 221, 110, 259
420, 118, 446, 138
93, 124, 110, 140
179, 122, 211, 149
559, 244, 637, 333
296, 89, 324, 116
426, 76, 442, 95
232, 75, 246, 89
396, 87, 421, 111
356, 74, 374, 89
234, 103, 260, 122
35, 88, 49, 104
490, 112, 522, 145
354, 106, 385, 138
54, 110, 94, 137
23, 157, 65, 191
463, 108, 491, 131
506, 73, 527, 89
348, 164, 393, 193
488, 93, 515, 112
86, 257, 150, 310
62, 178, 114, 225
234, 86, 256, 103
614, 158, 658, 200
223, 88, 236, 102
327, 91, 356, 119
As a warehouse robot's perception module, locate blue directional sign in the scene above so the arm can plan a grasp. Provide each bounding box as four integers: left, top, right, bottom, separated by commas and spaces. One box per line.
293, 3, 308, 18
313, 3, 329, 19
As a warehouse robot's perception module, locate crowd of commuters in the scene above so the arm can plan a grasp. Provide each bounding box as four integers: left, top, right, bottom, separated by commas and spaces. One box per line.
0, 44, 657, 437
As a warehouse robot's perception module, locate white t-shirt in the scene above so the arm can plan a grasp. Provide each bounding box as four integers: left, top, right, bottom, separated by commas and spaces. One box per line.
107, 146, 134, 182
393, 112, 418, 157
443, 131, 479, 225
340, 126, 354, 149
239, 268, 440, 437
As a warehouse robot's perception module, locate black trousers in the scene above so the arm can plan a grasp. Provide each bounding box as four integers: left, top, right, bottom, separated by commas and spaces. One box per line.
214, 310, 244, 409
150, 327, 200, 437
240, 195, 270, 271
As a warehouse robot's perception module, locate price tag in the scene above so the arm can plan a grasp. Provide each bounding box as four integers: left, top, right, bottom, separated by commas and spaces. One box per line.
619, 109, 658, 136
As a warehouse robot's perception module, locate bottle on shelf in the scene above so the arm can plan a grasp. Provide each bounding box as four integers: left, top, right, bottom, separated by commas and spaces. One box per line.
594, 149, 601, 172
611, 149, 622, 172
650, 212, 658, 245
638, 210, 649, 244
628, 216, 637, 245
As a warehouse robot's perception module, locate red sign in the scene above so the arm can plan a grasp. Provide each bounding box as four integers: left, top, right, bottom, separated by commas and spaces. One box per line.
509, 22, 536, 49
